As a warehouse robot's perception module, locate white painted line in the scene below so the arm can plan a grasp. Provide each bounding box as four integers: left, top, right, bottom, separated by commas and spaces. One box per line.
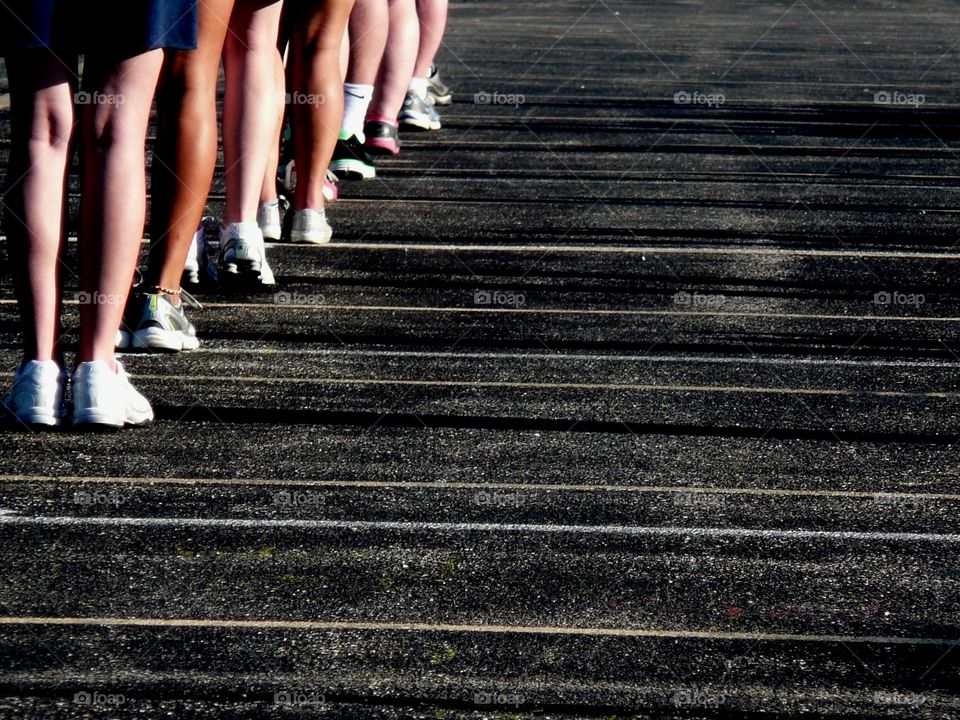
164, 346, 960, 370
51, 300, 960, 323
2, 515, 959, 544
4, 235, 956, 259
3, 475, 960, 501
125, 373, 960, 399
312, 243, 960, 261
0, 615, 955, 647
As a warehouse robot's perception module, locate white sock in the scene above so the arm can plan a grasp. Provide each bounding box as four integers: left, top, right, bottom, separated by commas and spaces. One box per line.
341, 82, 374, 140
409, 76, 429, 100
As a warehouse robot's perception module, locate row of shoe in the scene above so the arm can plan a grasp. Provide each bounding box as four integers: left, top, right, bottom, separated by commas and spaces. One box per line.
331, 65, 451, 181
2, 68, 455, 429
5, 359, 153, 429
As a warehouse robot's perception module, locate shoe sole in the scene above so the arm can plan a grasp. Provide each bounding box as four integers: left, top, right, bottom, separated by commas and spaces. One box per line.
399, 119, 442, 131
132, 328, 199, 352
260, 225, 282, 242
365, 138, 400, 156
73, 411, 153, 429
330, 159, 376, 180
428, 94, 453, 106
9, 408, 61, 427
291, 231, 332, 245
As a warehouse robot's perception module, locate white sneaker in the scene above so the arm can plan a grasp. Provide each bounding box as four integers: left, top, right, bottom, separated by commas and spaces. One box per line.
72, 360, 154, 428
259, 250, 276, 286
2, 360, 66, 427
183, 229, 202, 285
290, 208, 333, 245
257, 200, 282, 242
218, 222, 264, 276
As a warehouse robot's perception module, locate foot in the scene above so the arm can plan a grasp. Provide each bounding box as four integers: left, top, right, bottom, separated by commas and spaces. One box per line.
363, 119, 401, 156
324, 170, 340, 203
219, 221, 274, 287
330, 135, 377, 180
257, 200, 283, 242
131, 293, 200, 352
2, 360, 67, 427
182, 229, 202, 286
72, 360, 154, 428
399, 91, 442, 131
427, 64, 453, 106
290, 208, 333, 245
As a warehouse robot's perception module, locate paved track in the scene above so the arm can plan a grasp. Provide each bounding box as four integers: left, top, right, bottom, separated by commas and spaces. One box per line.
2, 1, 960, 717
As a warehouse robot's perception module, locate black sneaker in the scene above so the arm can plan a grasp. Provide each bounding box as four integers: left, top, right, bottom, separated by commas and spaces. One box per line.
330, 135, 377, 180
427, 64, 453, 106
363, 119, 401, 156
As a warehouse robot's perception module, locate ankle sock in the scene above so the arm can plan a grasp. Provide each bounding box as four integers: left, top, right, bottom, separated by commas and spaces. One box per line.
342, 82, 374, 140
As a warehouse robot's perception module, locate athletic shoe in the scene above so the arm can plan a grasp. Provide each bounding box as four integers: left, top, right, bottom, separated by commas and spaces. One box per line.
219, 221, 264, 281
364, 119, 401, 155
324, 170, 340, 203
399, 91, 441, 131
257, 200, 283, 242
72, 360, 153, 428
182, 216, 218, 288
130, 293, 200, 352
427, 64, 453, 106
290, 208, 333, 245
182, 229, 202, 286
330, 135, 377, 180
259, 250, 276, 286
1, 360, 67, 427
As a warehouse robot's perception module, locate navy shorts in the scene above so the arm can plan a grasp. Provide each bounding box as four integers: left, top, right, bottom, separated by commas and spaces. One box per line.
0, 1, 198, 55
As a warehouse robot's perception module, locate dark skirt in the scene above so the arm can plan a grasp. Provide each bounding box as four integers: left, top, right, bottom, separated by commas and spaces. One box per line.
0, 1, 198, 55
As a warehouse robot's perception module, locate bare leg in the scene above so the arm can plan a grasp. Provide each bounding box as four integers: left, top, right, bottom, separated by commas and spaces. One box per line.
259, 43, 287, 207
3, 52, 76, 366
222, 0, 284, 224
368, 0, 418, 122
347, 0, 389, 86
77, 50, 165, 367
288, 0, 355, 212
413, 0, 447, 78
147, 0, 235, 294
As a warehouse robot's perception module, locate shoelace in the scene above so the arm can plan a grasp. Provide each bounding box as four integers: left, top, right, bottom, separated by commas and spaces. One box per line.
179, 287, 203, 310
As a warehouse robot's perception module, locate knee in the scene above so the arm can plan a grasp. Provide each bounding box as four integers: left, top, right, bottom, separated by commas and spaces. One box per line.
84, 104, 145, 156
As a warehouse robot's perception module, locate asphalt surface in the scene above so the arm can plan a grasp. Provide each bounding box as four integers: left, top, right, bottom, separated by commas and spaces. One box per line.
2, 1, 960, 718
